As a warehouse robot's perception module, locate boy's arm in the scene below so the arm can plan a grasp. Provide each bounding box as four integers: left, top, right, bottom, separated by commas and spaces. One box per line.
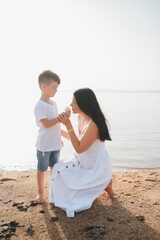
40, 117, 59, 128
40, 110, 70, 128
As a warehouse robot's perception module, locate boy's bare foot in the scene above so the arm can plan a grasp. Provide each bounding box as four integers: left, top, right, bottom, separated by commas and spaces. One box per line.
32, 194, 46, 204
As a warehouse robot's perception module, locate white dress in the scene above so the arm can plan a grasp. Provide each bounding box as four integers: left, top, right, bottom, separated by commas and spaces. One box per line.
49, 139, 112, 217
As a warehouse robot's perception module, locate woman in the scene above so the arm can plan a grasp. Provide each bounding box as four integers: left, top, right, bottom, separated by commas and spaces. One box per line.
49, 88, 114, 217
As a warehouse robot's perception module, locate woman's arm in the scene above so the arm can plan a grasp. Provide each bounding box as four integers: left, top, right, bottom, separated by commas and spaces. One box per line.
58, 114, 98, 153
61, 129, 70, 140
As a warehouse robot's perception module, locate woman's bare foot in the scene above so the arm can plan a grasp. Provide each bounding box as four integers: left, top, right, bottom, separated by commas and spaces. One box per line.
105, 180, 115, 199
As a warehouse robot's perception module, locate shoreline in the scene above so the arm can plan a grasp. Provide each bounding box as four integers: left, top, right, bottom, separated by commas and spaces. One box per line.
0, 165, 160, 172
0, 169, 160, 239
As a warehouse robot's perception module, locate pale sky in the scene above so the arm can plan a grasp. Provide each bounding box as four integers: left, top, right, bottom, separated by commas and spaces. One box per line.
0, 0, 160, 92
0, 0, 160, 168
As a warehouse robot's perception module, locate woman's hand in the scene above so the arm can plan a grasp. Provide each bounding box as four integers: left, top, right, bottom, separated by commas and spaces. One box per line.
65, 106, 71, 118
58, 112, 71, 126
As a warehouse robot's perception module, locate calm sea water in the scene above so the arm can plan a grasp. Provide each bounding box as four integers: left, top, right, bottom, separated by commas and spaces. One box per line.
96, 91, 160, 171
0, 91, 160, 171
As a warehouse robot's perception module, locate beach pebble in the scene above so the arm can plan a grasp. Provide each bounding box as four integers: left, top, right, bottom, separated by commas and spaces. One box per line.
12, 202, 24, 206
124, 193, 131, 196
145, 178, 156, 182
39, 210, 45, 213
135, 215, 145, 221
1, 225, 9, 232
153, 201, 159, 205
106, 216, 114, 222
26, 224, 34, 236
0, 220, 19, 238
51, 215, 59, 221
0, 178, 16, 182
30, 201, 38, 207
17, 205, 28, 212
4, 200, 12, 204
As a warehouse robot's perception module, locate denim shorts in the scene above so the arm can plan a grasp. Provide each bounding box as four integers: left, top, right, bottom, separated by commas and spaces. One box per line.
37, 150, 60, 171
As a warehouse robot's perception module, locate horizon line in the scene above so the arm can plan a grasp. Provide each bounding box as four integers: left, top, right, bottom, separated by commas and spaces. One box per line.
60, 88, 160, 93
95, 89, 160, 93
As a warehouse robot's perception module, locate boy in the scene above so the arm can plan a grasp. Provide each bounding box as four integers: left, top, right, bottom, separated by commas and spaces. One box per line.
34, 70, 62, 203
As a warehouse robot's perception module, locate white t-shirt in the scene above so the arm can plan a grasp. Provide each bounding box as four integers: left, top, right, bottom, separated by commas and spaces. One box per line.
34, 99, 62, 152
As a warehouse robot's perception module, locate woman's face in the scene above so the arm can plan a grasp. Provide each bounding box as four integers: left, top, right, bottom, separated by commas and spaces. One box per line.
70, 96, 81, 114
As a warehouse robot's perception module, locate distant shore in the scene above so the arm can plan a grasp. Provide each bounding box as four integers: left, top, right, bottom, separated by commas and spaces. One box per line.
0, 169, 160, 239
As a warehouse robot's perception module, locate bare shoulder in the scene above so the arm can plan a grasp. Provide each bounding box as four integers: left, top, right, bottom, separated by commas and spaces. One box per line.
87, 120, 99, 135
89, 119, 98, 128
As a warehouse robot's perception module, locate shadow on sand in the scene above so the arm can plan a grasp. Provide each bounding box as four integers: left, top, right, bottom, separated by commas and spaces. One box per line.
42, 197, 160, 240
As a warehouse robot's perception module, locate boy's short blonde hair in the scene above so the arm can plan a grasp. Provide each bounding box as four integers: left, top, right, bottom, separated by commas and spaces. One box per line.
38, 70, 61, 87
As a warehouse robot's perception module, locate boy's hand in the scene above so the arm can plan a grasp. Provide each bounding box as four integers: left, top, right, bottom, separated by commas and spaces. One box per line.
58, 112, 70, 125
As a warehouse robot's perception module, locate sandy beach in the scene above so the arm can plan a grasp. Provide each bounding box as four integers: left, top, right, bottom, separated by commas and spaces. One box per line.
0, 169, 160, 240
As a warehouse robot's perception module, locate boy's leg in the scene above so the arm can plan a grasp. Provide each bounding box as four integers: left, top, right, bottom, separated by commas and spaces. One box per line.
35, 170, 46, 203
33, 151, 50, 203
49, 150, 60, 172
48, 151, 60, 203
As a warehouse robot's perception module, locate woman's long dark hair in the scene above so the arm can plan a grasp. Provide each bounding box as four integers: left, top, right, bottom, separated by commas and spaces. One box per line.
74, 88, 111, 141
